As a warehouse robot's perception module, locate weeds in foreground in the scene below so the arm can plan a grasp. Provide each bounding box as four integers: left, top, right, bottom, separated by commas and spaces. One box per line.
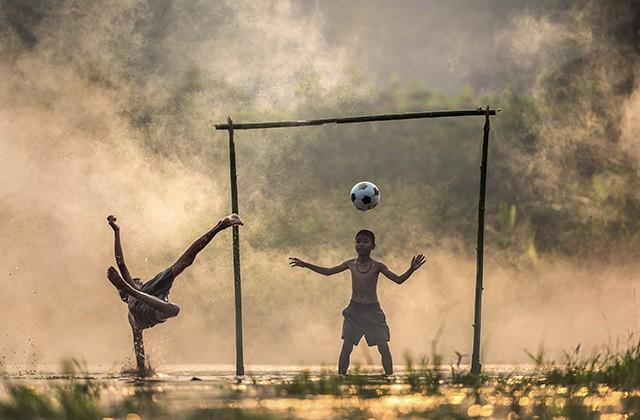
278, 367, 385, 399
0, 385, 59, 419
6, 340, 640, 418
526, 337, 640, 388
0, 359, 103, 419
0, 360, 102, 419
405, 353, 442, 394
0, 358, 161, 420
278, 370, 343, 396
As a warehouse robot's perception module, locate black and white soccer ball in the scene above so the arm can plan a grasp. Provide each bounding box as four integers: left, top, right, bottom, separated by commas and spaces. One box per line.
350, 181, 380, 211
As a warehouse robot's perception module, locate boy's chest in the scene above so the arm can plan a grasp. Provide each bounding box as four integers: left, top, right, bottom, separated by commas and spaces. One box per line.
348, 265, 380, 285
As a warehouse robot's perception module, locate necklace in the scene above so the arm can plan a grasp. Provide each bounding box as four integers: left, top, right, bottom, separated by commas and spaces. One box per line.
356, 259, 372, 274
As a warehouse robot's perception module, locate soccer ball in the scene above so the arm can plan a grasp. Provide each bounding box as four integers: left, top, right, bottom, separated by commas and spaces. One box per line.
350, 181, 380, 211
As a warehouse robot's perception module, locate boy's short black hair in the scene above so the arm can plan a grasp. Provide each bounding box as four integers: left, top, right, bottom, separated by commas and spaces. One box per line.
355, 229, 375, 244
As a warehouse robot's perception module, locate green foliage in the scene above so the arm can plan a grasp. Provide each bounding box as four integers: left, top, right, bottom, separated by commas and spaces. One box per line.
218, 79, 640, 262
404, 353, 442, 394
277, 368, 387, 399
57, 24, 640, 263
0, 382, 103, 420
278, 370, 343, 396
524, 337, 640, 389
0, 385, 57, 419
7, 350, 640, 419
0, 359, 103, 420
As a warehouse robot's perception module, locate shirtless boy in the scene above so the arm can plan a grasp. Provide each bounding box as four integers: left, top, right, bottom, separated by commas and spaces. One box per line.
289, 230, 426, 375
106, 213, 243, 371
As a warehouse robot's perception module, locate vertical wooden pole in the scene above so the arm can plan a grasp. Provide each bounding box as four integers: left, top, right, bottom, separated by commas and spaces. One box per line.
132, 328, 146, 376
471, 106, 491, 374
228, 116, 245, 376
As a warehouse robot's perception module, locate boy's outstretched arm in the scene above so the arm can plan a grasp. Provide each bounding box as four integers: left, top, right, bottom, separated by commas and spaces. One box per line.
380, 254, 426, 285
289, 257, 349, 276
107, 215, 133, 283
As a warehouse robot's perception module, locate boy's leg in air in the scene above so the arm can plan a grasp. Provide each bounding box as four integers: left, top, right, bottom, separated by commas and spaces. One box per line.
141, 213, 244, 301
171, 214, 243, 278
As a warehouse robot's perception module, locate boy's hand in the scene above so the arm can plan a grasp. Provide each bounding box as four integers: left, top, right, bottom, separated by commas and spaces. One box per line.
107, 215, 119, 231
410, 254, 426, 271
220, 213, 244, 229
288, 257, 307, 268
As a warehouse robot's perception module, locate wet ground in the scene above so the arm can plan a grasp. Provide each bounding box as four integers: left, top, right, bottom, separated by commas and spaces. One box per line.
1, 365, 637, 419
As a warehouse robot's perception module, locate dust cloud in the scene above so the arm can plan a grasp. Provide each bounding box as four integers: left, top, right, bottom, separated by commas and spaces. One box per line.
1, 0, 639, 371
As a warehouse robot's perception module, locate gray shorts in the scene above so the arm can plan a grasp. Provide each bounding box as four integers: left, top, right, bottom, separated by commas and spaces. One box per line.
130, 267, 175, 330
341, 300, 390, 347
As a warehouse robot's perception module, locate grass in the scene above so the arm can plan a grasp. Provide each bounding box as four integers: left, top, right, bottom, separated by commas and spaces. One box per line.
277, 366, 388, 398
278, 370, 343, 396
0, 358, 162, 420
524, 338, 640, 389
0, 380, 103, 419
404, 354, 442, 394
0, 359, 105, 419
5, 341, 640, 418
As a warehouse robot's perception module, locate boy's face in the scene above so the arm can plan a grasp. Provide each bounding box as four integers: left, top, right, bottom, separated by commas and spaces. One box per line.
355, 234, 375, 256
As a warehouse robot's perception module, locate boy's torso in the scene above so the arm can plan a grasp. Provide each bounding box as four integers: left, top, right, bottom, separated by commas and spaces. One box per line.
127, 296, 167, 330
126, 268, 175, 330
345, 258, 382, 304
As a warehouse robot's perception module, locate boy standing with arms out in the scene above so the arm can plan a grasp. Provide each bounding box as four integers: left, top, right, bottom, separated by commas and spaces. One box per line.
289, 230, 425, 375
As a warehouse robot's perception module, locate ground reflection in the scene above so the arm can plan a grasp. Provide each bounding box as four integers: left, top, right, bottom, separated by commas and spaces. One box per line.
1, 365, 639, 418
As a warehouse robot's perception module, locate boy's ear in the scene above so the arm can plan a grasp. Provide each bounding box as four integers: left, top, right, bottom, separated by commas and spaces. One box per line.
372, 243, 376, 249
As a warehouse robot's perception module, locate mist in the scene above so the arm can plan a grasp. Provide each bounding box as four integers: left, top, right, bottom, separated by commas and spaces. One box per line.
1, 0, 639, 371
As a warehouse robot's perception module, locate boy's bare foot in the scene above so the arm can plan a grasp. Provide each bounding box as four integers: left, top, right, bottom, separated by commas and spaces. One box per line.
220, 213, 243, 229
107, 215, 119, 231
107, 266, 129, 292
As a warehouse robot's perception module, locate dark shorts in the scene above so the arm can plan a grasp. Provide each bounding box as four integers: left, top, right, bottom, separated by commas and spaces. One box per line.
130, 267, 175, 330
341, 300, 390, 347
